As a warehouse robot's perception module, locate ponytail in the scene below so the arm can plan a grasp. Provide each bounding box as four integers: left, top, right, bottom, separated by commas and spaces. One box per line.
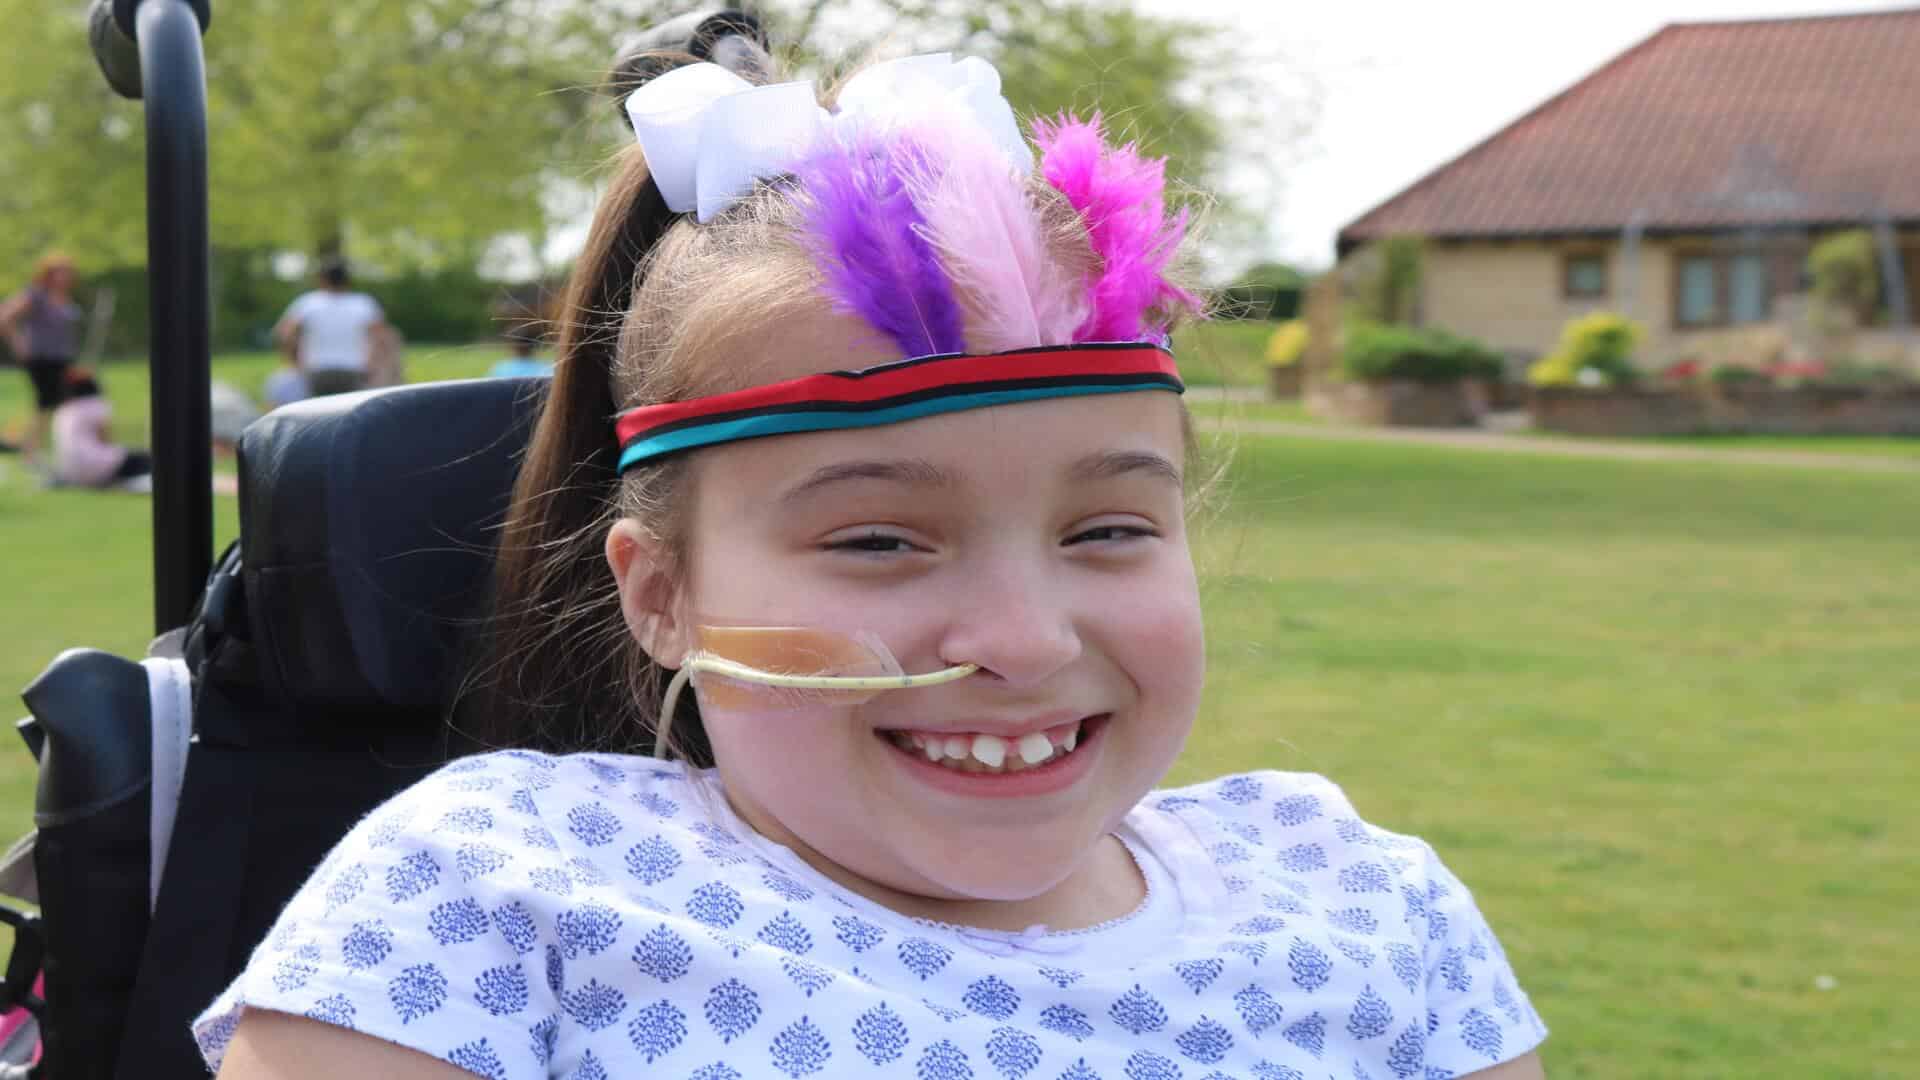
457, 67, 714, 764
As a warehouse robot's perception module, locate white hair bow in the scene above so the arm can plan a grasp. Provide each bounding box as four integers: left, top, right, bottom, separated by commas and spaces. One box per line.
625, 53, 1033, 223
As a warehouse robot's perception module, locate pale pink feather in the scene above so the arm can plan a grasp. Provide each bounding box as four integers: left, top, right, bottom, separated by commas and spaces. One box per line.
1032, 113, 1199, 343
900, 123, 1086, 352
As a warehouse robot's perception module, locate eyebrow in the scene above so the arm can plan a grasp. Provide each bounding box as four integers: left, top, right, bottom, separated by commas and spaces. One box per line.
1068, 450, 1183, 488
778, 458, 957, 506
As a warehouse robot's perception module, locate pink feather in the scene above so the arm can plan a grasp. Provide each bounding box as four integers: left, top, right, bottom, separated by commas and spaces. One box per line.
1032, 114, 1199, 343
901, 124, 1087, 353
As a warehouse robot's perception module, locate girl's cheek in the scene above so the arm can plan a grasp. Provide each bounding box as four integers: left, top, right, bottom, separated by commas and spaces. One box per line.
703, 707, 845, 794
1110, 582, 1207, 707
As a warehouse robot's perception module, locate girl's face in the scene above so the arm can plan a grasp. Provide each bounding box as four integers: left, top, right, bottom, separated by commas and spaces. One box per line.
622, 321, 1205, 906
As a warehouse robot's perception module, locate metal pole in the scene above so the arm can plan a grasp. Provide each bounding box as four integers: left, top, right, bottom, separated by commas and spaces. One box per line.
133, 0, 213, 632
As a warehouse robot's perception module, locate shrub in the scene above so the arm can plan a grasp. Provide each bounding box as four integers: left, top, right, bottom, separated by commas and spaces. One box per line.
1807, 229, 1879, 326
85, 255, 518, 355
1340, 321, 1502, 382
1265, 320, 1308, 367
1708, 362, 1768, 387
1528, 312, 1642, 387
1814, 358, 1913, 387
1218, 262, 1307, 321
375, 266, 505, 344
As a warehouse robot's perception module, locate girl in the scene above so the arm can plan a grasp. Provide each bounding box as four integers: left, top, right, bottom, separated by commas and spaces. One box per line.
198, 49, 1547, 1080
49, 368, 152, 490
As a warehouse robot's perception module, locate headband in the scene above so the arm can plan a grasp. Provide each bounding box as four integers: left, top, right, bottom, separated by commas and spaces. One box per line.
615, 54, 1197, 470
616, 343, 1181, 472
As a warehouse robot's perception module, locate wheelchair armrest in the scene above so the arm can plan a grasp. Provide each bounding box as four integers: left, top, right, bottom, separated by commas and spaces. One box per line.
20, 647, 154, 1079
22, 649, 152, 825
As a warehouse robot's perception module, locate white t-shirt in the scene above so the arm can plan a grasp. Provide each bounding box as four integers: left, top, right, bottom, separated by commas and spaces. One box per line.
282, 290, 384, 371
195, 754, 1548, 1079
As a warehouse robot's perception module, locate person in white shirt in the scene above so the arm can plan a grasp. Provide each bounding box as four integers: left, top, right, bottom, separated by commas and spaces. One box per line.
274, 259, 389, 396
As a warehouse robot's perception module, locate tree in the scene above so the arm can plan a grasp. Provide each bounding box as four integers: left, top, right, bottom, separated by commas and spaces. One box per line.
0, 1, 151, 279
0, 0, 612, 283
0, 0, 1313, 287
201, 0, 609, 263
1349, 234, 1424, 326
771, 0, 1318, 273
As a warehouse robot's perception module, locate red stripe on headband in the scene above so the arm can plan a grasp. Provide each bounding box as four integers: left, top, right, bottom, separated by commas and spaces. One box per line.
615, 343, 1176, 446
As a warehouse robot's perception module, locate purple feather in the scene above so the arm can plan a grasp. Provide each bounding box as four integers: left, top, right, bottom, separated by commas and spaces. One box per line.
792, 133, 967, 359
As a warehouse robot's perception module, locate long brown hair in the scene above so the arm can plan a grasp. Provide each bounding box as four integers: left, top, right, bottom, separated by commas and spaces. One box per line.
455, 44, 826, 764
457, 134, 716, 761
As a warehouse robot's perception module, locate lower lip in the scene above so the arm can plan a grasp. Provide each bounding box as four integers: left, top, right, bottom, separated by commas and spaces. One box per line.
879, 716, 1107, 798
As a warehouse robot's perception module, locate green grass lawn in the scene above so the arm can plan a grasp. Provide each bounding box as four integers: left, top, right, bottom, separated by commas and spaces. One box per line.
1, 350, 1914, 1076
1174, 436, 1915, 1078
1630, 433, 1920, 459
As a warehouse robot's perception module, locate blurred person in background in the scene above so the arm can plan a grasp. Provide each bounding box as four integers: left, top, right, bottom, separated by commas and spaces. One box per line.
273, 257, 389, 395
262, 357, 310, 409
0, 251, 84, 463
49, 367, 150, 490
485, 322, 553, 379
209, 380, 261, 454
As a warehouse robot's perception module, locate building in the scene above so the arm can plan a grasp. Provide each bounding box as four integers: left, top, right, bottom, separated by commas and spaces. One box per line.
1337, 8, 1920, 368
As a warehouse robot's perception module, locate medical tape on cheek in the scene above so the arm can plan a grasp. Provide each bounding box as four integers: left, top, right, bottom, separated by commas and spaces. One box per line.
653, 625, 978, 759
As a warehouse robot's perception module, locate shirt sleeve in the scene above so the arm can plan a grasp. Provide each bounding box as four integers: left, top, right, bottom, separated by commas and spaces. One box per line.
279, 292, 312, 325
192, 756, 561, 1079
1410, 841, 1549, 1075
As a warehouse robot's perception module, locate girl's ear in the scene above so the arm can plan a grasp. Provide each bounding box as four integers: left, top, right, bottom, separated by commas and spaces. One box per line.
606, 519, 689, 669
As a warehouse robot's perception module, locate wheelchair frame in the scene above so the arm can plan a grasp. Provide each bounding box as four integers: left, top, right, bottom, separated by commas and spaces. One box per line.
2, 10, 770, 1078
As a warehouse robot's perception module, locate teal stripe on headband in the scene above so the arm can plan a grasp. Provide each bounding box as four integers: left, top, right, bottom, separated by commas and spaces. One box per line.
617, 381, 1177, 472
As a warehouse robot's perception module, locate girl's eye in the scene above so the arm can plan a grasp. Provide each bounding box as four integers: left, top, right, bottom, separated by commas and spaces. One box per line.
1066, 523, 1158, 546
825, 531, 917, 554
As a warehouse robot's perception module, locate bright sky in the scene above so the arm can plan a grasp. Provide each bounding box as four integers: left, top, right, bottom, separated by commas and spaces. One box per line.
1134, 0, 1918, 270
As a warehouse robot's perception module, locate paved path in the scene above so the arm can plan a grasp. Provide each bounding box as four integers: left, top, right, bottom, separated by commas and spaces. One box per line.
1182, 391, 1920, 474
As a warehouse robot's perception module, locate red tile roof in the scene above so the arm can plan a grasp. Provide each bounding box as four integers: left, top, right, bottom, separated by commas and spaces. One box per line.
1338, 8, 1920, 252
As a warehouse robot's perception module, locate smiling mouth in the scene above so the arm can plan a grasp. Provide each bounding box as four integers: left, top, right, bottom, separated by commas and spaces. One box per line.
876, 716, 1106, 776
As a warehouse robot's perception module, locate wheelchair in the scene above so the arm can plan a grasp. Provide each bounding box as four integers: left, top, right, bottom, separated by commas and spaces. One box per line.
3, 4, 768, 1076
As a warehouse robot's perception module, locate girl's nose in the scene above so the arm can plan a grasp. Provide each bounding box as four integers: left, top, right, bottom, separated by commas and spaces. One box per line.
935, 569, 1082, 689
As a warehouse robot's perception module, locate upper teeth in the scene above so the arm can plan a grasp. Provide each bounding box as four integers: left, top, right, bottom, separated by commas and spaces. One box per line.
889, 725, 1081, 771
971, 734, 1006, 768
1015, 732, 1053, 764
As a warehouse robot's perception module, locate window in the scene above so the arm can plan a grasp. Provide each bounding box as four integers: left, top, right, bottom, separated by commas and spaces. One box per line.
1674, 251, 1776, 328
1729, 254, 1770, 323
1563, 253, 1608, 298
1677, 256, 1718, 326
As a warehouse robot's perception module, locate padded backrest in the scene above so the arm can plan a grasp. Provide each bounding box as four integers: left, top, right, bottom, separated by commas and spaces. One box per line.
107, 379, 547, 1079
235, 377, 546, 731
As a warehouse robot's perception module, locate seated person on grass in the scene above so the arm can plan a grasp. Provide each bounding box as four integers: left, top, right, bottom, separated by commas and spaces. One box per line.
50, 368, 150, 490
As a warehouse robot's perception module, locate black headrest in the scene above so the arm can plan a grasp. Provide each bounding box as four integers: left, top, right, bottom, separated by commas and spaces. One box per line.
235, 378, 546, 721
